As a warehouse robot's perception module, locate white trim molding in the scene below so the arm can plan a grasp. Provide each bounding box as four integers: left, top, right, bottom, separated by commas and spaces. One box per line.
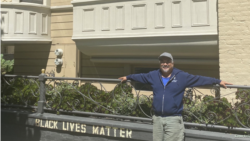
1, 2, 51, 43
72, 0, 217, 40
50, 5, 73, 12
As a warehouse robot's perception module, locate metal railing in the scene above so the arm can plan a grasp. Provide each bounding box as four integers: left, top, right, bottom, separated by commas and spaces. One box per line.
1, 70, 250, 133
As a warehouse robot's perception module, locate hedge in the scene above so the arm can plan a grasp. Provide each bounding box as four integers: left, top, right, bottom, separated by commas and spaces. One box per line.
1, 77, 250, 128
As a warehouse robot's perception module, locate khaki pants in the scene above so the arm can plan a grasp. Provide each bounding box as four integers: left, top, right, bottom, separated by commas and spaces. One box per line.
153, 115, 185, 141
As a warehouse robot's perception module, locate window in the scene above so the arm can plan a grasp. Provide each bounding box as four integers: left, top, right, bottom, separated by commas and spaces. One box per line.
1, 45, 14, 54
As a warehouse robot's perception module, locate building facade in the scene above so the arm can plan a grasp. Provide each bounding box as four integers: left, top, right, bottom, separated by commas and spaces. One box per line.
218, 0, 250, 95
1, 0, 250, 94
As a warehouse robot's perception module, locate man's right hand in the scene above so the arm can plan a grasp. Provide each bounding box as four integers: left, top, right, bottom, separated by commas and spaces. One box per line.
118, 76, 127, 82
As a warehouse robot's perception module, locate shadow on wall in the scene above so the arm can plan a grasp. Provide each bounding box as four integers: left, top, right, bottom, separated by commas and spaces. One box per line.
14, 44, 52, 75
0, 17, 4, 41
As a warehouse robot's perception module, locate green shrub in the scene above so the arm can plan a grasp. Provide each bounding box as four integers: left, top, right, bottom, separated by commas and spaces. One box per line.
234, 89, 250, 128
2, 77, 249, 128
1, 78, 39, 106
44, 81, 152, 117
1, 54, 14, 75
183, 88, 250, 128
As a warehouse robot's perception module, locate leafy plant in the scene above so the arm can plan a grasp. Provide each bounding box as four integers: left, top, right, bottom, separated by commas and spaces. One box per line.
2, 77, 249, 129
44, 82, 152, 117
1, 54, 14, 74
183, 89, 250, 128
1, 78, 39, 106
234, 89, 250, 128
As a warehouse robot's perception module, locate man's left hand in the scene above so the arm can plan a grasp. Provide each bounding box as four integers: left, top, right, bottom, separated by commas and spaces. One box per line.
220, 81, 233, 88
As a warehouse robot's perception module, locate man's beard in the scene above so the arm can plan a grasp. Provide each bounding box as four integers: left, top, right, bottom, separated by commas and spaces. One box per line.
161, 65, 170, 73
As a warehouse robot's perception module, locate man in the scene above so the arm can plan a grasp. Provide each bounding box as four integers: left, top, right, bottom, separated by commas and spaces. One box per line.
118, 52, 232, 141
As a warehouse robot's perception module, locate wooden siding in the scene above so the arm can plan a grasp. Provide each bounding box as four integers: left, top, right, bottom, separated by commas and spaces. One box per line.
14, 44, 54, 75
51, 11, 73, 42
51, 0, 72, 6
80, 53, 125, 79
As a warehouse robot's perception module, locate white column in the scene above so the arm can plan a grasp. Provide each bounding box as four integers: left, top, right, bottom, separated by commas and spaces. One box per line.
12, 0, 20, 3
43, 0, 51, 6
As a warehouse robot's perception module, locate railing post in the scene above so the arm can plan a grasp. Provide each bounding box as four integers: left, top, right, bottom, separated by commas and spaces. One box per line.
214, 84, 221, 99
215, 87, 220, 99
37, 69, 46, 114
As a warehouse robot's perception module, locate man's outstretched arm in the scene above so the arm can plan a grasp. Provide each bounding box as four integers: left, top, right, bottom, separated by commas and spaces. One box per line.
118, 73, 152, 84
186, 73, 232, 88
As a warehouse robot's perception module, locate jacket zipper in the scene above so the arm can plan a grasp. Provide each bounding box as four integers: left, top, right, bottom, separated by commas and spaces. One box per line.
162, 85, 165, 114
161, 75, 176, 115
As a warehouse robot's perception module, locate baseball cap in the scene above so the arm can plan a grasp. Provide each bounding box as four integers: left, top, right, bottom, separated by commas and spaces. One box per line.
158, 52, 174, 62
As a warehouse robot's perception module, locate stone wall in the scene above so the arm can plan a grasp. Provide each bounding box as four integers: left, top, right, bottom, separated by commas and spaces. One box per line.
218, 0, 250, 97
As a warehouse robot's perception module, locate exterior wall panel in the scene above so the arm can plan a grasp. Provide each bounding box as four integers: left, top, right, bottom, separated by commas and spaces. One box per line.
13, 8, 77, 77
3, 0, 227, 87
1, 11, 9, 34
171, 1, 182, 27
80, 53, 125, 79
14, 44, 53, 75
50, 11, 78, 77
15, 11, 24, 33
218, 0, 250, 98
1, 3, 51, 43
51, 0, 72, 6
72, 0, 217, 40
51, 14, 73, 23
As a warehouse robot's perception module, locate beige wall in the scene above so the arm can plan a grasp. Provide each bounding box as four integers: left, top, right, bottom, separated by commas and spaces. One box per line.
81, 53, 125, 79
13, 5, 78, 77
218, 0, 250, 97
51, 10, 78, 77
51, 0, 72, 6
44, 0, 74, 76
14, 44, 52, 75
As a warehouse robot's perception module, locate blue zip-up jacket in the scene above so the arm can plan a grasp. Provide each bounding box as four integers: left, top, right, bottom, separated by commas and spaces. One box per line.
126, 68, 221, 117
